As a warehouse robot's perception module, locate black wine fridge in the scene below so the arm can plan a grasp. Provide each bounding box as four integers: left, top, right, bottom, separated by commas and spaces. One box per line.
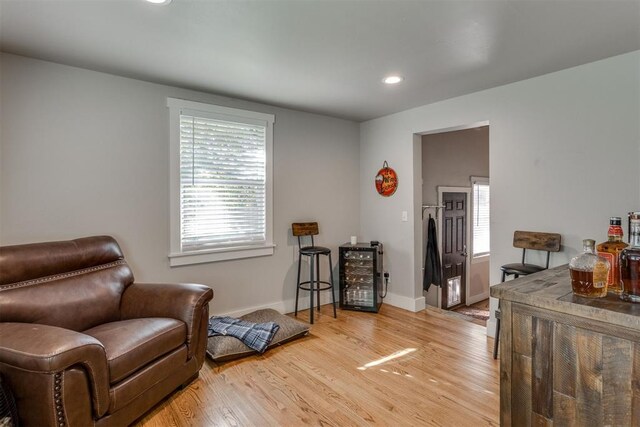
339, 242, 384, 312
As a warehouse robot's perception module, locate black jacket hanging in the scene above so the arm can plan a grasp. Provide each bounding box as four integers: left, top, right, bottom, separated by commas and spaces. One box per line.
423, 216, 442, 291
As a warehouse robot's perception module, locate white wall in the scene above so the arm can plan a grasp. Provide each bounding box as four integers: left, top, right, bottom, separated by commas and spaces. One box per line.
0, 53, 361, 316
360, 51, 640, 335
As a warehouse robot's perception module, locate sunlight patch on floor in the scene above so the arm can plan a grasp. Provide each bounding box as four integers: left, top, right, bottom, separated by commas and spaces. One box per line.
357, 348, 416, 370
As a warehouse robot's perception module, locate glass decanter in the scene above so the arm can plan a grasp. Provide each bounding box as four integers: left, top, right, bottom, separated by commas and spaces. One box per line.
569, 239, 610, 298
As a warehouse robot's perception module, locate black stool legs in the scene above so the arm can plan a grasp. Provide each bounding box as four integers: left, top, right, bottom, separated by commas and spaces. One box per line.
329, 253, 337, 318
493, 307, 501, 359
294, 252, 302, 317
493, 271, 519, 359
294, 251, 336, 324
309, 253, 316, 324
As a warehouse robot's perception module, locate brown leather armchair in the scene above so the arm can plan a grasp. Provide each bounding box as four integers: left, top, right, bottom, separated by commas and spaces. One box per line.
0, 236, 214, 426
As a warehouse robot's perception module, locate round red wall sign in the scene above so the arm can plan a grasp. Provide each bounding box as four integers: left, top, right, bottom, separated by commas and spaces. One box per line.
375, 161, 398, 197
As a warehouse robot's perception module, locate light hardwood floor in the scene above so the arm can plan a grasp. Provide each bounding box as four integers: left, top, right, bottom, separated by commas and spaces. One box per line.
137, 305, 499, 426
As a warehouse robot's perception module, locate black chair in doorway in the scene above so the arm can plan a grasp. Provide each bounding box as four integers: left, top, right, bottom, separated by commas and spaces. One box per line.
493, 230, 561, 359
292, 222, 337, 324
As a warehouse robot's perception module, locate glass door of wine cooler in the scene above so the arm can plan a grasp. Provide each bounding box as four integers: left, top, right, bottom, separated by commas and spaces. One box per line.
339, 242, 383, 312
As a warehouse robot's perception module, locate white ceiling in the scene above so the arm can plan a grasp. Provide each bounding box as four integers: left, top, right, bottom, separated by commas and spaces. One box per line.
1, 0, 639, 122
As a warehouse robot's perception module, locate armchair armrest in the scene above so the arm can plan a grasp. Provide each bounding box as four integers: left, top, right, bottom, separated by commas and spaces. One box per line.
120, 282, 213, 359
0, 322, 110, 417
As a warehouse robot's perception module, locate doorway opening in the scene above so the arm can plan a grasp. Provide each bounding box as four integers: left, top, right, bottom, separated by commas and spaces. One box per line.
420, 125, 490, 319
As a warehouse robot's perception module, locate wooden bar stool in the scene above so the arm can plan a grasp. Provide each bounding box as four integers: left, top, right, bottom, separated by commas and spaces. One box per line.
292, 222, 337, 324
493, 230, 561, 359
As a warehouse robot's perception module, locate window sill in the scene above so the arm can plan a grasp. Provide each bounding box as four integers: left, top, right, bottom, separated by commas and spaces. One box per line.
169, 244, 275, 267
471, 253, 490, 264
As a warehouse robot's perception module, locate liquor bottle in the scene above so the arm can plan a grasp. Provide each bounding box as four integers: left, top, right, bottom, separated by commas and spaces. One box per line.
569, 239, 610, 298
596, 217, 628, 294
621, 212, 640, 303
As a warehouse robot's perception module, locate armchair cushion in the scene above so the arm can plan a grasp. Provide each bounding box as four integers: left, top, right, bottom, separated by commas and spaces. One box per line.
120, 282, 213, 359
84, 318, 186, 384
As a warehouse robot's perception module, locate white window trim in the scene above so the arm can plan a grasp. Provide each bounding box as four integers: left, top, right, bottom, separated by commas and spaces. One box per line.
471, 176, 490, 263
167, 98, 275, 266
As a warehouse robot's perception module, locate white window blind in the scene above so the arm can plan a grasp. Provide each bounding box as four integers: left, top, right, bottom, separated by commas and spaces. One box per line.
167, 98, 274, 266
473, 181, 490, 257
179, 115, 266, 252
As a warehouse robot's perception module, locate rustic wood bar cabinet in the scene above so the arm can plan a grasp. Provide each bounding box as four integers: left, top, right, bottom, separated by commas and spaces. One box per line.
491, 265, 640, 426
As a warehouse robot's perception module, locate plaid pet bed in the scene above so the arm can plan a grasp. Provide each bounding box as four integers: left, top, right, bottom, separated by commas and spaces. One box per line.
208, 316, 280, 353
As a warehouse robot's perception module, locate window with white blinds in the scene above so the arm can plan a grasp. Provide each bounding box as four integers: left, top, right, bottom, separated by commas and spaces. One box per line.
472, 178, 490, 257
168, 98, 274, 266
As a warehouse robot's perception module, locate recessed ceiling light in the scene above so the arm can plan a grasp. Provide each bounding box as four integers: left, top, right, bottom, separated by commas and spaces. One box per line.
146, 0, 172, 4
382, 75, 404, 85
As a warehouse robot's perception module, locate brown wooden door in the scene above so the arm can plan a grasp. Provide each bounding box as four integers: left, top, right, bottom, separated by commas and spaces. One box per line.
441, 192, 467, 309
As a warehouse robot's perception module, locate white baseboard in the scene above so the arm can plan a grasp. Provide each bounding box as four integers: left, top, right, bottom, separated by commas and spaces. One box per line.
382, 292, 426, 313
215, 301, 287, 318
213, 291, 339, 318
467, 290, 490, 305
214, 291, 428, 318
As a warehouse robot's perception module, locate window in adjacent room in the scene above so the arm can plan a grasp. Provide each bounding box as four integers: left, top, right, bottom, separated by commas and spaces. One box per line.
167, 98, 275, 266
472, 177, 490, 258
